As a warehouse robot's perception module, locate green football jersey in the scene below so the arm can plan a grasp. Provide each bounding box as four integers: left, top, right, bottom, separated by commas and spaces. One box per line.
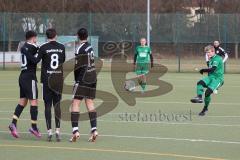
209, 54, 224, 80
135, 46, 151, 63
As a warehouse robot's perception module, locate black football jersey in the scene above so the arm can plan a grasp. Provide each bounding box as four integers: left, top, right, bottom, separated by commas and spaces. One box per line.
74, 42, 96, 83
215, 46, 227, 57
38, 41, 65, 83
20, 42, 39, 74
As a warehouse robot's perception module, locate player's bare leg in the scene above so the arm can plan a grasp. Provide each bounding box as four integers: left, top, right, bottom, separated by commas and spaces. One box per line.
86, 99, 98, 142
69, 99, 81, 142
9, 98, 28, 138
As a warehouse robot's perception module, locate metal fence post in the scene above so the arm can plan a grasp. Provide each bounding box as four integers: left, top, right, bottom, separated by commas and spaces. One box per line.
175, 13, 180, 73
223, 14, 227, 73
2, 12, 6, 70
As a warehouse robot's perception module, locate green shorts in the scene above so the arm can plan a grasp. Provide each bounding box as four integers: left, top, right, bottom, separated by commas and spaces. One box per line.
201, 76, 224, 91
135, 63, 149, 75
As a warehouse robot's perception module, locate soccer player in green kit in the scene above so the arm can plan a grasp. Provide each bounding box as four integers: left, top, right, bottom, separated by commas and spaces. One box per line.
134, 38, 153, 93
191, 45, 224, 116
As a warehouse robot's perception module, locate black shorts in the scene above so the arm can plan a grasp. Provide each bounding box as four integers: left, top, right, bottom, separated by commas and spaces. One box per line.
42, 82, 63, 104
19, 73, 38, 100
72, 81, 97, 100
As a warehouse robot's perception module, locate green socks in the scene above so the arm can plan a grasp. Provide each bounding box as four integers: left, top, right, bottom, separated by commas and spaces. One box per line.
141, 82, 146, 91
197, 84, 204, 97
204, 96, 211, 109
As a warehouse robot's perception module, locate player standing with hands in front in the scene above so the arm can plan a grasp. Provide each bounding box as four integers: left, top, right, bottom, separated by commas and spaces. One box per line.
37, 28, 65, 142
134, 38, 153, 93
70, 28, 98, 142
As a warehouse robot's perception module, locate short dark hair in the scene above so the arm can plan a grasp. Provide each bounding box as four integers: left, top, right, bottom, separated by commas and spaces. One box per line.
46, 28, 57, 39
25, 30, 37, 40
77, 28, 88, 40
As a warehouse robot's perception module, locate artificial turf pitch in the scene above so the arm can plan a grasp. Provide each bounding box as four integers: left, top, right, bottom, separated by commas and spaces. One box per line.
0, 71, 239, 160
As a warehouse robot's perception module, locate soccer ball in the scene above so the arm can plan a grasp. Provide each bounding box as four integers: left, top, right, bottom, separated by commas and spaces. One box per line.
124, 80, 136, 92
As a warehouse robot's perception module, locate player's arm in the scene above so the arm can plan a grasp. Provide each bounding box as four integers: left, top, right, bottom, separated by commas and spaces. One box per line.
205, 53, 210, 67
21, 47, 41, 64
222, 53, 228, 63
199, 66, 216, 74
149, 48, 153, 68
35, 46, 44, 62
62, 46, 66, 63
219, 47, 228, 63
199, 60, 218, 74
74, 51, 86, 83
74, 56, 80, 82
134, 48, 137, 65
63, 48, 66, 63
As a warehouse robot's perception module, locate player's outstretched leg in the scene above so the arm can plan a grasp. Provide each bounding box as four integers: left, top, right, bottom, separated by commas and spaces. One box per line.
9, 99, 27, 138
29, 100, 41, 138
191, 80, 205, 103
70, 99, 80, 142
199, 88, 213, 116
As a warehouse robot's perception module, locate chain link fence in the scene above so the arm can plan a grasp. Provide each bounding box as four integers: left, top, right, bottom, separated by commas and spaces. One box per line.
0, 12, 240, 73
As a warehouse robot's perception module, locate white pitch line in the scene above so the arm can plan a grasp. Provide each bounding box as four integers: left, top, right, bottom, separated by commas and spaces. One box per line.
0, 118, 240, 127
0, 130, 239, 145
97, 120, 240, 127
0, 98, 239, 106
0, 110, 240, 118
207, 115, 240, 118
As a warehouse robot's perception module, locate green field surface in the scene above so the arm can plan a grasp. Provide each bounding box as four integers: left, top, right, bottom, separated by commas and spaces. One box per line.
0, 71, 240, 160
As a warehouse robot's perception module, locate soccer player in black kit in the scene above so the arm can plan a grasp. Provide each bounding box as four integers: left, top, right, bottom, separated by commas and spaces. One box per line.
9, 31, 41, 138
37, 28, 65, 142
70, 28, 98, 142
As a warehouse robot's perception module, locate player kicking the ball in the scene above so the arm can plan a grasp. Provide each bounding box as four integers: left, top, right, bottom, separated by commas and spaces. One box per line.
191, 45, 224, 116
205, 40, 227, 94
134, 38, 153, 93
70, 28, 98, 142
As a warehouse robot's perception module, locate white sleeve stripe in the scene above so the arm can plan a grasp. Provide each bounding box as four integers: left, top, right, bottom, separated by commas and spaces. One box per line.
223, 53, 228, 63
85, 46, 92, 52
219, 47, 225, 52
205, 53, 209, 62
76, 43, 85, 55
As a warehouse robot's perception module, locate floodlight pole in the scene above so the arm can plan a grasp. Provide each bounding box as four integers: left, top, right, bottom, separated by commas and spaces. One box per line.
147, 0, 150, 47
